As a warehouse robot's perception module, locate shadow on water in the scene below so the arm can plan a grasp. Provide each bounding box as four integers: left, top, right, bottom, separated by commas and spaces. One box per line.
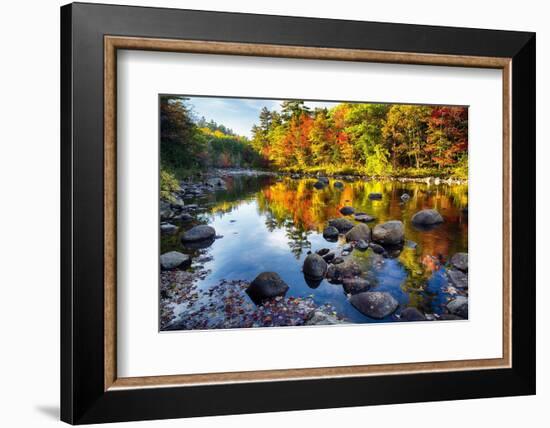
161, 174, 468, 326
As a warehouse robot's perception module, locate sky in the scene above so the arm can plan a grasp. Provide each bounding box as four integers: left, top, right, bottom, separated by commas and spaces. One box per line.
184, 96, 340, 139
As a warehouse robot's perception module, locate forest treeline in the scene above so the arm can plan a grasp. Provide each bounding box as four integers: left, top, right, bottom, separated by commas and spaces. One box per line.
160, 96, 468, 195
250, 100, 467, 178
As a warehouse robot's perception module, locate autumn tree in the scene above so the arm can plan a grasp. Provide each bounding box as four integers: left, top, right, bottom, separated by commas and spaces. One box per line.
382, 105, 432, 169
425, 107, 468, 169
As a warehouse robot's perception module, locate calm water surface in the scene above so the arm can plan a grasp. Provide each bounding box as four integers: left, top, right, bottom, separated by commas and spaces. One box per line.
161, 175, 468, 324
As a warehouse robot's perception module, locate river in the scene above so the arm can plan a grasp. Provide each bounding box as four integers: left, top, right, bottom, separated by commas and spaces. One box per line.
160, 172, 468, 330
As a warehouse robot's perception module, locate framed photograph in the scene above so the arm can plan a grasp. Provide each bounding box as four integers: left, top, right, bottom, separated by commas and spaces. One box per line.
61, 2, 535, 424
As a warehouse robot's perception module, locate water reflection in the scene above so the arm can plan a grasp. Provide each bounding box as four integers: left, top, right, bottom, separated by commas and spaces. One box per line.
161, 175, 468, 324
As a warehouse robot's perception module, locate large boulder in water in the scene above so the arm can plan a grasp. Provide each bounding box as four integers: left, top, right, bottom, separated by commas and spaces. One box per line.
372, 221, 405, 245
345, 223, 371, 242
181, 225, 216, 242
246, 272, 289, 303
411, 209, 444, 225
349, 291, 399, 319
303, 253, 328, 280
160, 251, 191, 270
328, 218, 354, 232
449, 252, 468, 272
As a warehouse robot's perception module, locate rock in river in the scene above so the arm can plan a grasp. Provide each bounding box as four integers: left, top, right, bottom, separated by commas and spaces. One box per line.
349, 291, 399, 319
340, 206, 355, 215
411, 209, 444, 225
246, 272, 289, 303
372, 221, 405, 245
450, 252, 468, 272
354, 213, 376, 223
322, 226, 339, 241
160, 223, 178, 235
303, 253, 328, 279
447, 296, 468, 318
313, 181, 327, 189
181, 225, 216, 242
328, 217, 355, 232
369, 242, 386, 254
368, 192, 383, 200
160, 251, 191, 270
322, 252, 336, 263
326, 259, 362, 283
206, 177, 226, 189
333, 181, 344, 189
400, 193, 411, 202
400, 307, 426, 321
316, 248, 330, 256
345, 223, 371, 242
318, 176, 330, 184
305, 310, 344, 326
342, 277, 371, 295
447, 269, 468, 289
356, 239, 369, 251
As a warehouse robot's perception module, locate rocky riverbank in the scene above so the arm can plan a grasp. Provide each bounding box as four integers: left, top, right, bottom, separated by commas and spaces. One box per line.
161, 273, 345, 330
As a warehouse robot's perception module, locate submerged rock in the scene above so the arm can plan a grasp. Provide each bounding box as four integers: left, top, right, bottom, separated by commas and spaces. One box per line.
400, 193, 411, 202
340, 206, 355, 215
333, 181, 344, 189
447, 296, 468, 318
313, 181, 327, 189
349, 291, 399, 319
345, 223, 371, 242
322, 226, 339, 241
400, 307, 426, 321
316, 248, 330, 256
328, 218, 355, 232
450, 252, 468, 272
411, 209, 444, 225
372, 221, 405, 245
246, 272, 289, 303
160, 251, 191, 270
181, 225, 216, 242
303, 253, 328, 279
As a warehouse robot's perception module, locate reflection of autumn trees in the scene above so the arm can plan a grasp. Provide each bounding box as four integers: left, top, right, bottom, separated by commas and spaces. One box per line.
207, 176, 468, 263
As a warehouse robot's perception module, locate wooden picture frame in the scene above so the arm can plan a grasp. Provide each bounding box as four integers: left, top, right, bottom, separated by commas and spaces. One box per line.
61, 2, 535, 424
